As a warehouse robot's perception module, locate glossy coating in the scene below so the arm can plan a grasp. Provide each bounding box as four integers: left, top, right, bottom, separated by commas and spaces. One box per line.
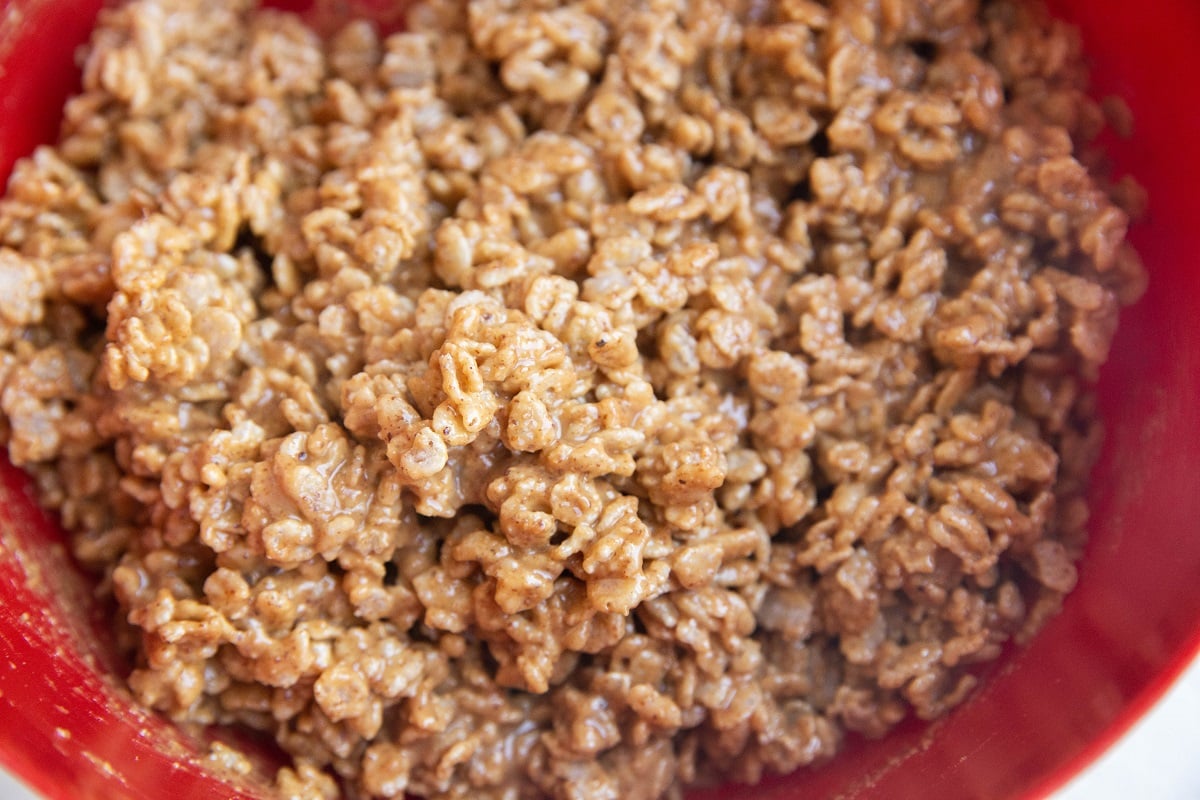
1, 0, 1198, 797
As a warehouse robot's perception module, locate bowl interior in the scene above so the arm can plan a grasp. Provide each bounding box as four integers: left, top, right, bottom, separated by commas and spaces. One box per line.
2, 1, 1200, 798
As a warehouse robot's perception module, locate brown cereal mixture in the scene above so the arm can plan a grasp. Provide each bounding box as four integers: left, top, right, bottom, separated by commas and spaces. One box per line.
0, 0, 1146, 797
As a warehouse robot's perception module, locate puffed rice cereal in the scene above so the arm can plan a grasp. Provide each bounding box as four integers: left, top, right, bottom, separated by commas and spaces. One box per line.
0, 0, 1145, 797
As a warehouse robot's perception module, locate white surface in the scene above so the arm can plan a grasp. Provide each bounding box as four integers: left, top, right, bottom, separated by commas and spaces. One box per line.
2, 657, 1199, 799
1056, 653, 1200, 800
0, 771, 28, 800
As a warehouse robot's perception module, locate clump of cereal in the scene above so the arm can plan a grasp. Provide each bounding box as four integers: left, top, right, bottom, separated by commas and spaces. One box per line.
0, 0, 1145, 797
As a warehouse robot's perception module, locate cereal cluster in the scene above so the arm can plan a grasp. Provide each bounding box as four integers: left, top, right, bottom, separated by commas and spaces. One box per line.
0, 0, 1144, 797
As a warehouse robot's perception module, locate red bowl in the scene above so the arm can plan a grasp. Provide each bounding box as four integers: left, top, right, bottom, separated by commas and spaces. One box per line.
2, 0, 1200, 798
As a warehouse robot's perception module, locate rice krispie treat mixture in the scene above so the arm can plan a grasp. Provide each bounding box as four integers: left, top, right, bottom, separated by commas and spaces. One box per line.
0, 0, 1145, 797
